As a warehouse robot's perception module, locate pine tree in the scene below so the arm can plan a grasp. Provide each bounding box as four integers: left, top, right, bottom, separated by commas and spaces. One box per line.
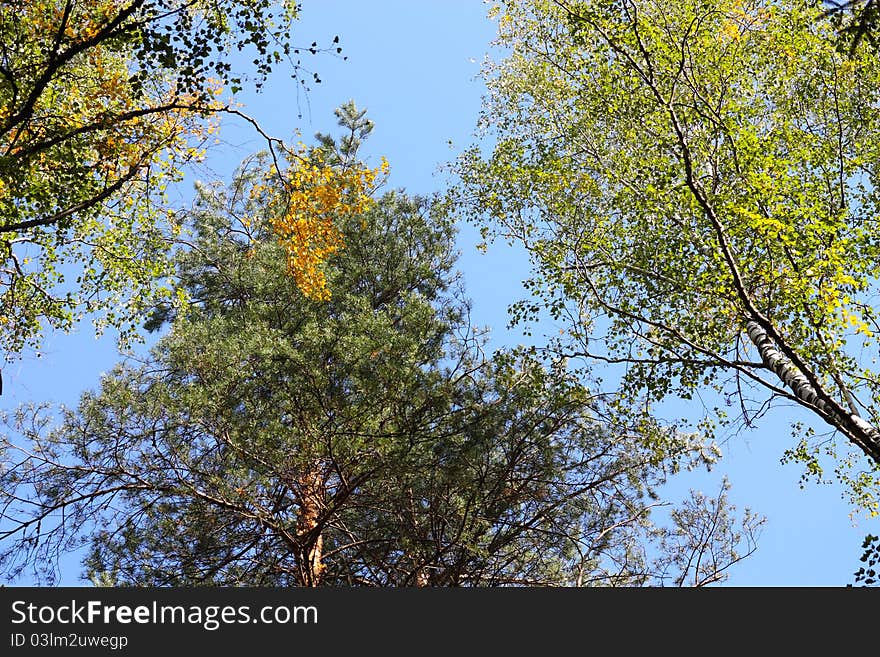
0, 116, 762, 586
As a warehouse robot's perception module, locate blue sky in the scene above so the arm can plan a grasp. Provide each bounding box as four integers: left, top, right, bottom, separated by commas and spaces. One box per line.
3, 0, 875, 586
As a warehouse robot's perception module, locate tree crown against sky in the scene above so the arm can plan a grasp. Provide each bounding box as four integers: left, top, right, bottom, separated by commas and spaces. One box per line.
0, 0, 341, 359
8, 0, 872, 587
0, 113, 762, 586
453, 0, 880, 520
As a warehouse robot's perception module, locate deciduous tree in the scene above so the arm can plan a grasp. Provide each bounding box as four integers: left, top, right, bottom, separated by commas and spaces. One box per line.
454, 0, 880, 516
0, 0, 336, 356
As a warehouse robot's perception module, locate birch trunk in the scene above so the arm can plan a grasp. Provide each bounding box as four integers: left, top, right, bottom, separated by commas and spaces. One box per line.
745, 320, 880, 464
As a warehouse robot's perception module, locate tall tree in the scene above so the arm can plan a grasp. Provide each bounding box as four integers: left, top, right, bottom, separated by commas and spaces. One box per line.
0, 0, 338, 358
0, 121, 762, 586
454, 0, 880, 516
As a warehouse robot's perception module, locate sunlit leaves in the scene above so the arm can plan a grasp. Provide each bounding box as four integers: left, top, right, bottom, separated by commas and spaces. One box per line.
455, 0, 880, 510
0, 1, 220, 353
267, 148, 389, 300
0, 178, 761, 586
0, 0, 318, 355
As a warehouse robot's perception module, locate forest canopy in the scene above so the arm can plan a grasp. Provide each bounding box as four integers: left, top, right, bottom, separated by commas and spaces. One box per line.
0, 115, 762, 585
0, 0, 337, 355
4, 0, 879, 588
454, 0, 880, 519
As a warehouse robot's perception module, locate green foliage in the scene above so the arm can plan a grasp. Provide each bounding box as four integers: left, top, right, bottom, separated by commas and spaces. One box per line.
822, 1, 880, 53
0, 124, 761, 584
853, 533, 879, 585
454, 0, 880, 515
0, 0, 337, 357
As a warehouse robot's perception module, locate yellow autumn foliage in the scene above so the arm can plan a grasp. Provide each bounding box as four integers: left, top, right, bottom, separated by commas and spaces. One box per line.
0, 0, 222, 223
268, 151, 389, 300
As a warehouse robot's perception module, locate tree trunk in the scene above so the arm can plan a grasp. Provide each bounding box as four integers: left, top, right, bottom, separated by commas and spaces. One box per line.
296, 466, 325, 586
411, 566, 430, 587
745, 320, 880, 464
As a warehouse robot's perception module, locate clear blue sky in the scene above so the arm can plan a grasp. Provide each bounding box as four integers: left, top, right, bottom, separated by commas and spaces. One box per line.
3, 0, 874, 586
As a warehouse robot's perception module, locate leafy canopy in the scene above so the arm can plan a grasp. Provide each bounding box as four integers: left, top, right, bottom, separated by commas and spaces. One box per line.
454, 0, 880, 515
0, 0, 336, 355
0, 118, 761, 585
